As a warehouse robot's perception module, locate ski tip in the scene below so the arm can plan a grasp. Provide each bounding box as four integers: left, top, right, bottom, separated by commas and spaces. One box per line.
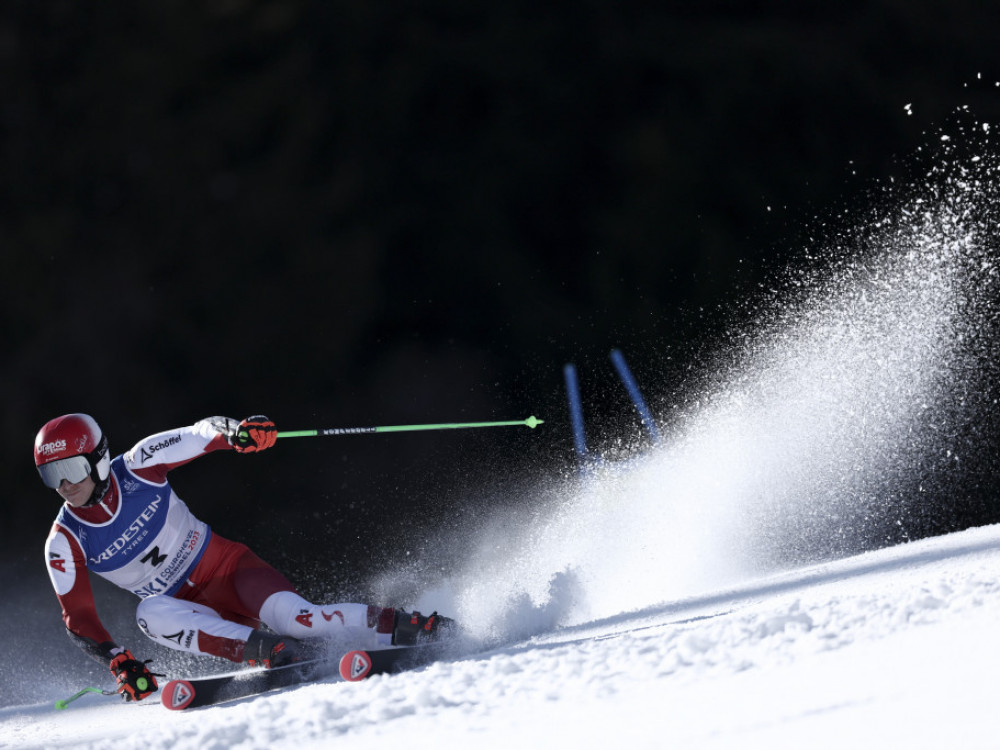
339, 650, 373, 682
161, 679, 196, 711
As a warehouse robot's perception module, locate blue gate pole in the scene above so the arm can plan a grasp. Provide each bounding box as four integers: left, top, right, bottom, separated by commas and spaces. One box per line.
563, 363, 589, 459
609, 349, 661, 443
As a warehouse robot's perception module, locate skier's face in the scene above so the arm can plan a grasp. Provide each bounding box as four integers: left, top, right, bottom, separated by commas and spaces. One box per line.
57, 475, 95, 507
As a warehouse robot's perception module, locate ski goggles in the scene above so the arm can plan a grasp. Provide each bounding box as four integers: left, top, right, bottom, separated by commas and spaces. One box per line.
37, 455, 93, 489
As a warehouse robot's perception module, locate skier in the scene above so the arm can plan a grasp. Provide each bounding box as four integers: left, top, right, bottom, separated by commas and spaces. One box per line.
35, 413, 451, 703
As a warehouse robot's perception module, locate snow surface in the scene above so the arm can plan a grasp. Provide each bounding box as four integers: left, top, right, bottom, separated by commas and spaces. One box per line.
4, 522, 1000, 749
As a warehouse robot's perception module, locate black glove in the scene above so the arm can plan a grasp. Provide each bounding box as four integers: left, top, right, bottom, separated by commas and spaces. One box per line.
109, 649, 161, 702
232, 415, 277, 453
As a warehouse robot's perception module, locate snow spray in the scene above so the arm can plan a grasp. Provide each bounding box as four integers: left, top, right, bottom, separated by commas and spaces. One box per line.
383, 110, 1000, 638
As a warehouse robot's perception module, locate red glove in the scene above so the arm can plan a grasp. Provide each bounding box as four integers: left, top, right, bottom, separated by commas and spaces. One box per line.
109, 650, 160, 702
232, 415, 277, 453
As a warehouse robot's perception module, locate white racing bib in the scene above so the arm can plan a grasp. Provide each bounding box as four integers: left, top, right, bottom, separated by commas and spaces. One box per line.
54, 456, 211, 598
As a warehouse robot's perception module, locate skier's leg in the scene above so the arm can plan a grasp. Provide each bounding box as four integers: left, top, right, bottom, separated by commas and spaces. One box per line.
181, 534, 453, 664
257, 590, 455, 647
181, 534, 297, 625
257, 590, 396, 648
222, 543, 398, 647
135, 594, 255, 662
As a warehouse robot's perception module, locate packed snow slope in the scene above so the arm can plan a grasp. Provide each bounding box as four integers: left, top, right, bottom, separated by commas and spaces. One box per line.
4, 522, 1000, 749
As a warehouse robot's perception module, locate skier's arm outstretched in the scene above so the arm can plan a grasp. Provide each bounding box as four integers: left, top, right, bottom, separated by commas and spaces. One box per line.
123, 415, 277, 481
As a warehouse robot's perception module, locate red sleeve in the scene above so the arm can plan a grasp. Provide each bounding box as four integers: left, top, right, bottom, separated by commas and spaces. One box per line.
45, 524, 114, 647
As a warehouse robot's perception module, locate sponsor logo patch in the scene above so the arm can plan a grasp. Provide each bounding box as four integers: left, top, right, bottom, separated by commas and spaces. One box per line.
89, 495, 163, 564
38, 439, 67, 456
340, 651, 372, 681
139, 435, 182, 463
164, 680, 195, 710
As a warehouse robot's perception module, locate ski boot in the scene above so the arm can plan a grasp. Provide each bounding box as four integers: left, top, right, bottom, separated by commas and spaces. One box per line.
390, 610, 456, 646
243, 630, 306, 668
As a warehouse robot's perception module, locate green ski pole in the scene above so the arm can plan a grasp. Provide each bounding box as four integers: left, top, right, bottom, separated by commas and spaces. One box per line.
55, 686, 116, 710
276, 415, 543, 439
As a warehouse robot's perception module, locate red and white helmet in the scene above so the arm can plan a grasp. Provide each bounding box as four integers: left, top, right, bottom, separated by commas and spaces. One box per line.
34, 414, 111, 492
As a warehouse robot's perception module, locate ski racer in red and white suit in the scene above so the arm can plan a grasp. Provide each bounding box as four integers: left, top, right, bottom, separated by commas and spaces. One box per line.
37, 414, 448, 702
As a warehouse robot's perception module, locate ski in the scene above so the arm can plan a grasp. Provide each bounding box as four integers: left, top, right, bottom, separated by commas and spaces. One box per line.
160, 644, 449, 710
160, 658, 334, 711
339, 643, 448, 682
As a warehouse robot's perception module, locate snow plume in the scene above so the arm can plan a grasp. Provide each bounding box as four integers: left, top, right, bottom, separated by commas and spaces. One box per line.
694, 202, 987, 566
379, 121, 1000, 640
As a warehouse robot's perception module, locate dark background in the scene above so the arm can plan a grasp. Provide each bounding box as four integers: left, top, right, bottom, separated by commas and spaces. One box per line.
4, 1, 1000, 611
